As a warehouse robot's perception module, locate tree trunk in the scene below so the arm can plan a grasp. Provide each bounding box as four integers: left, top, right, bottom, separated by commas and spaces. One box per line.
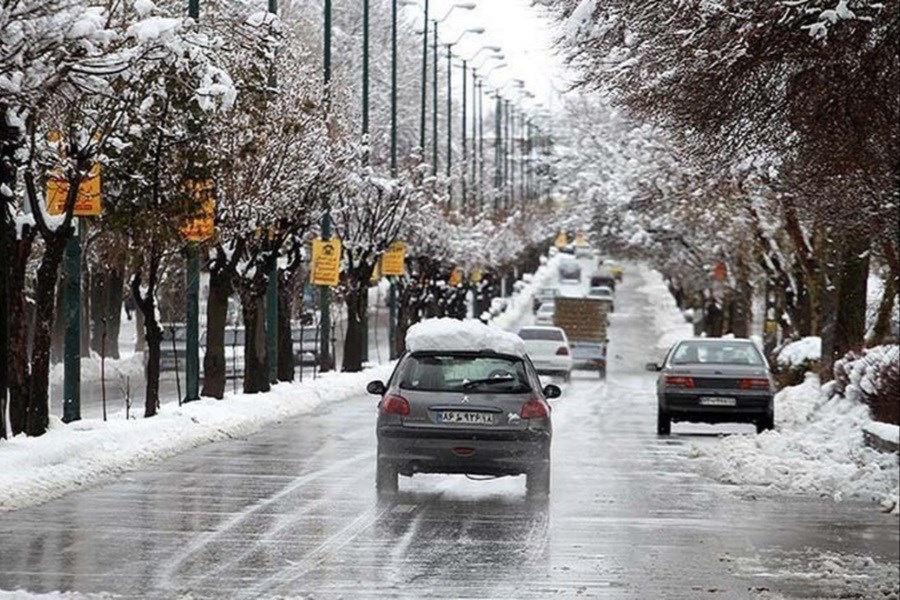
241, 292, 269, 394
81, 259, 90, 358
201, 266, 231, 399
834, 235, 870, 358
134, 306, 145, 353
26, 236, 69, 436
143, 317, 162, 418
8, 233, 33, 436
277, 270, 294, 382
51, 270, 66, 363
867, 273, 897, 346
342, 284, 367, 373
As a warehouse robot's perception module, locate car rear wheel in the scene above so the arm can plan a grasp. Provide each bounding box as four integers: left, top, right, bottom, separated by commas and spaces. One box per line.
376, 459, 398, 495
756, 416, 774, 434
656, 410, 671, 435
526, 463, 551, 497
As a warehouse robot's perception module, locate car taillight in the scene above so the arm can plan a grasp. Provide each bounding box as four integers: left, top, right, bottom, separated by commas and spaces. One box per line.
664, 376, 695, 388
521, 398, 549, 419
380, 394, 410, 416
556, 346, 569, 356
739, 378, 770, 390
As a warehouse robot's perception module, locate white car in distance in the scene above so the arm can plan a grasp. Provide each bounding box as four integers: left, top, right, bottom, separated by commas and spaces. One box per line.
518, 326, 573, 381
534, 302, 556, 326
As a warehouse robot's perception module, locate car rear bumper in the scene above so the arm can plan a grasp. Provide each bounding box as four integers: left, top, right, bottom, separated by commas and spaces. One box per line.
572, 358, 605, 370
662, 393, 772, 423
377, 426, 551, 476
531, 357, 572, 374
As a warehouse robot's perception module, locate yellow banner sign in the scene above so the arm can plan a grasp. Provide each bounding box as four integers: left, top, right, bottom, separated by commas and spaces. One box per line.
382, 241, 406, 276
47, 164, 102, 217
312, 238, 342, 286
470, 267, 483, 283
181, 180, 215, 242
554, 232, 568, 248
449, 268, 463, 287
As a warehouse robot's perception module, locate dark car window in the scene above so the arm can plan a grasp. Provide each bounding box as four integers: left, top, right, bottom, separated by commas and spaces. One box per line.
518, 328, 564, 341
670, 341, 764, 366
399, 354, 531, 393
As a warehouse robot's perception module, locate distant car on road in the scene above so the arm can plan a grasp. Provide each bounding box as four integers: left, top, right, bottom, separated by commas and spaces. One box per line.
588, 285, 615, 312
533, 287, 559, 313
534, 302, 556, 326
574, 245, 593, 259
369, 320, 560, 497
518, 326, 573, 381
570, 341, 607, 379
648, 338, 775, 435
589, 270, 616, 292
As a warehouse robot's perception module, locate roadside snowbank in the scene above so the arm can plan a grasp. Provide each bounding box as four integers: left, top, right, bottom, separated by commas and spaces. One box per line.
0, 365, 393, 513
489, 254, 562, 331
689, 373, 899, 513
776, 336, 822, 367
636, 265, 693, 349
49, 352, 144, 386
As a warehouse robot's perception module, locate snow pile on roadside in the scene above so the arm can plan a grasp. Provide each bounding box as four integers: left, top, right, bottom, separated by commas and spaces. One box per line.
0, 364, 393, 513
864, 421, 900, 445
636, 265, 693, 349
489, 254, 562, 331
49, 352, 144, 386
406, 318, 526, 356
689, 373, 900, 512
776, 336, 822, 367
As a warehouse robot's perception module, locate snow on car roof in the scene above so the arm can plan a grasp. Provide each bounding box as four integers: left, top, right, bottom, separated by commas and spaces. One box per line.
406, 318, 527, 357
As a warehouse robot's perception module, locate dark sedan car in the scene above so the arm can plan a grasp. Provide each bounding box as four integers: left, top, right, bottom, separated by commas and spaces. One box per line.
648, 338, 774, 435
368, 349, 560, 497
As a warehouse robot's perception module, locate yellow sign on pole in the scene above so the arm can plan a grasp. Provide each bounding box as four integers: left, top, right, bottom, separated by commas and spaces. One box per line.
470, 267, 483, 283
554, 232, 568, 248
382, 241, 406, 276
180, 180, 215, 242
311, 238, 342, 286
574, 231, 587, 246
448, 268, 463, 287
47, 164, 102, 217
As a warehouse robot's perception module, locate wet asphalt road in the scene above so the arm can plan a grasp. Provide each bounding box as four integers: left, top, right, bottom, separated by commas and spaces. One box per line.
2, 265, 898, 599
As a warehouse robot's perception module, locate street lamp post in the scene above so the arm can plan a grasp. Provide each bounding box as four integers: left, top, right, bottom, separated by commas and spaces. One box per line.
319, 0, 334, 373
184, 0, 201, 403
265, 0, 279, 384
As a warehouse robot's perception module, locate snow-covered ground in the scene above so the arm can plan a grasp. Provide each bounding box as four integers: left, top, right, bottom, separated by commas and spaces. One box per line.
688, 373, 899, 513
636, 263, 694, 350
488, 254, 562, 331
0, 364, 393, 513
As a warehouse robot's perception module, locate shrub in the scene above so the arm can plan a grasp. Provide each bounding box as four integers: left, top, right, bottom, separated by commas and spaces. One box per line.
833, 345, 899, 425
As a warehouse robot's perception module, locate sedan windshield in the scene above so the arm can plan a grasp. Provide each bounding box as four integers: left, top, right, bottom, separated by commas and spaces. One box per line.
670, 341, 764, 366
399, 354, 531, 393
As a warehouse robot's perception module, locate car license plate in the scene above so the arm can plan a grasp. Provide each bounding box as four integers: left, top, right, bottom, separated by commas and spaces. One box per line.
699, 396, 737, 407
437, 411, 494, 425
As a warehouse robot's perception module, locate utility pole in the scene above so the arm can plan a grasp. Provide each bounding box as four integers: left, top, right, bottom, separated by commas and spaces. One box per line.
0, 172, 8, 439
389, 0, 398, 360
419, 0, 429, 157
446, 44, 452, 206
184, 0, 201, 403
493, 93, 501, 211
432, 20, 439, 179
319, 0, 334, 373
461, 59, 467, 210
62, 220, 82, 422
265, 0, 279, 385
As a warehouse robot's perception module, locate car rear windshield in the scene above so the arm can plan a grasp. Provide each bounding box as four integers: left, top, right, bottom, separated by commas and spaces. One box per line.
670, 341, 764, 366
518, 328, 564, 341
399, 354, 531, 393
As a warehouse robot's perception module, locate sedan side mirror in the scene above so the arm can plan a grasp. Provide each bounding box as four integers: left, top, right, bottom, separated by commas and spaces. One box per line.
645, 362, 662, 372
542, 384, 562, 399
366, 380, 387, 396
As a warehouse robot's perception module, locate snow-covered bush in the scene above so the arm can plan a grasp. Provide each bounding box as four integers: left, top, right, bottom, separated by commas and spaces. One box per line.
833, 345, 900, 425
773, 336, 822, 388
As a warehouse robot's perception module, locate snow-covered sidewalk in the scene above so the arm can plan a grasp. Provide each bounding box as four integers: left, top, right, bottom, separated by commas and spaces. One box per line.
0, 365, 393, 513
688, 373, 899, 513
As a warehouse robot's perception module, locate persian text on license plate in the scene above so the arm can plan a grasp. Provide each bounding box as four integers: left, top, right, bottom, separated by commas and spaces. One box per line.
437, 411, 494, 425
699, 396, 737, 407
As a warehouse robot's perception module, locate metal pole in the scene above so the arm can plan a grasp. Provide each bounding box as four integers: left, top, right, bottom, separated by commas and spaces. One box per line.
388, 277, 398, 360
0, 186, 7, 438
461, 60, 467, 211
504, 100, 510, 209
362, 0, 370, 153
188, 0, 198, 18
477, 80, 484, 208
432, 20, 439, 179
494, 94, 501, 211
419, 0, 429, 157
185, 245, 200, 401
391, 0, 398, 177
320, 0, 334, 373
62, 219, 81, 422
446, 44, 453, 206
471, 70, 478, 206
264, 0, 279, 385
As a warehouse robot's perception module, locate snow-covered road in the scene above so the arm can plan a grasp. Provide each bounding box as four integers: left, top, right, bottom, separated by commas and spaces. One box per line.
1, 264, 897, 599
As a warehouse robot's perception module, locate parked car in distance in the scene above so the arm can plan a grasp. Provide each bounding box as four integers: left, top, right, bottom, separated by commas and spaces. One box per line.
588, 286, 615, 312
571, 341, 607, 379
533, 287, 559, 313
518, 326, 573, 381
369, 320, 559, 497
648, 338, 775, 435
589, 270, 616, 292
534, 302, 556, 326
574, 245, 593, 259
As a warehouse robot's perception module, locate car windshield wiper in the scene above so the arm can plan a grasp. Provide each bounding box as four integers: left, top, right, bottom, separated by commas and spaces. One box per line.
462, 376, 515, 389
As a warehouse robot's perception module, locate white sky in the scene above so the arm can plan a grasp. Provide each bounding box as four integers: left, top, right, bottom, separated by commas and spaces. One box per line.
403, 0, 570, 112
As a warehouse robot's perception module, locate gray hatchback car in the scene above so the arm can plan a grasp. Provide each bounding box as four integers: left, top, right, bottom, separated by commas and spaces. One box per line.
648, 338, 775, 435
368, 350, 559, 497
